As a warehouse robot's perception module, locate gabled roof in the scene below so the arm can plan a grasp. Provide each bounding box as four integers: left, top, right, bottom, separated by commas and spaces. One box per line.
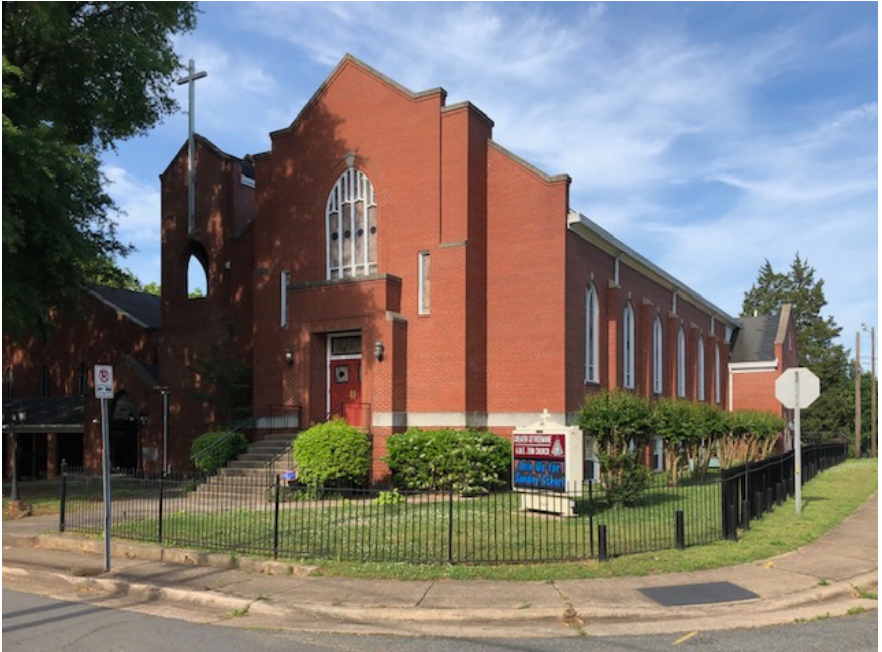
90, 286, 161, 330
160, 133, 248, 179
266, 53, 448, 143
730, 305, 791, 363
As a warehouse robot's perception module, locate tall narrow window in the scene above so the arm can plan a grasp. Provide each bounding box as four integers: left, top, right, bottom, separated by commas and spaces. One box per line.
697, 336, 706, 401
677, 327, 686, 397
4, 367, 13, 398
41, 365, 50, 397
280, 271, 289, 328
78, 363, 88, 396
327, 168, 377, 279
585, 284, 599, 383
652, 315, 663, 394
623, 302, 635, 389
418, 252, 431, 315
715, 343, 721, 404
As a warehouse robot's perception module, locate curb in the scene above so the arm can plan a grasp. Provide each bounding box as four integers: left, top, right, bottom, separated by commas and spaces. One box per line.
3, 531, 317, 578
3, 560, 877, 638
3, 527, 878, 637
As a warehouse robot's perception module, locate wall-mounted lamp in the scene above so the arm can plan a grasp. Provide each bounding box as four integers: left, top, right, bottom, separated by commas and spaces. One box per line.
374, 339, 385, 361
139, 413, 149, 427
285, 347, 294, 367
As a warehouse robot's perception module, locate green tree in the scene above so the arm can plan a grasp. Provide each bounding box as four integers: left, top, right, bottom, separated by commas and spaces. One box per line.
741, 254, 850, 437
651, 398, 694, 486
578, 390, 653, 505
141, 281, 161, 296
2, 2, 197, 335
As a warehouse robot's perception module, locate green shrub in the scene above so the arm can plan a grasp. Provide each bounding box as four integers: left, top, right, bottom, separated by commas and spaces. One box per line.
384, 428, 511, 494
600, 454, 652, 507
190, 430, 249, 475
292, 419, 371, 488
374, 488, 406, 505
579, 390, 653, 506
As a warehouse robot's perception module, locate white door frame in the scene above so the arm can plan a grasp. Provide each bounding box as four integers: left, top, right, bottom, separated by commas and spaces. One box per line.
325, 331, 362, 417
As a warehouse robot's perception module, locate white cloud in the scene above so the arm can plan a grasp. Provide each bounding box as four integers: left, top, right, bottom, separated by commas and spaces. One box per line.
102, 164, 162, 284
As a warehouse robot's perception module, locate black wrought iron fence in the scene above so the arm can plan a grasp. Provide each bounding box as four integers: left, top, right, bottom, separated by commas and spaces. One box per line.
61, 469, 722, 563
720, 441, 849, 539
59, 440, 849, 564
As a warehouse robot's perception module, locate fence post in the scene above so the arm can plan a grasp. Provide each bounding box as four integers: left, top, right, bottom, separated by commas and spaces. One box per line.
765, 487, 774, 513
59, 459, 67, 533
588, 480, 595, 558
675, 510, 685, 549
741, 499, 751, 531
755, 491, 763, 520
273, 474, 281, 560
728, 501, 738, 541
158, 477, 164, 544
598, 524, 608, 561
447, 484, 454, 564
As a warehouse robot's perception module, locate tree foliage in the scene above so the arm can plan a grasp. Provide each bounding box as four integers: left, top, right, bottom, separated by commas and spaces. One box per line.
741, 254, 851, 437
578, 390, 653, 505
2, 2, 197, 335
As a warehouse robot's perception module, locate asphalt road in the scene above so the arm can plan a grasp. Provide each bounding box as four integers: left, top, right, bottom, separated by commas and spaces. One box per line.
2, 590, 878, 652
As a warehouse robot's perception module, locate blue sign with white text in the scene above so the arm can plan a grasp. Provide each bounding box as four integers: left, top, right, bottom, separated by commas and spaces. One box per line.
513, 459, 566, 492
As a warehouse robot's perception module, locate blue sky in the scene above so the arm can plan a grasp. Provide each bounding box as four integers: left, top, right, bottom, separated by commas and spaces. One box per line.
102, 2, 878, 350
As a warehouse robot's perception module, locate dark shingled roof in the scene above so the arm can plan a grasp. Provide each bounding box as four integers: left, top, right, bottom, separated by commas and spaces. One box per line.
90, 286, 161, 329
730, 313, 780, 363
2, 396, 84, 432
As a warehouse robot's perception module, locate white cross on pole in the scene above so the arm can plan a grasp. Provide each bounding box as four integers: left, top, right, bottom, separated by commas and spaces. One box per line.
177, 59, 207, 237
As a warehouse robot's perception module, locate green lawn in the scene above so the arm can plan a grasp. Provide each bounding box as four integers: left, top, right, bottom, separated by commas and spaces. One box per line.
49, 458, 879, 581
314, 458, 877, 580
68, 473, 722, 564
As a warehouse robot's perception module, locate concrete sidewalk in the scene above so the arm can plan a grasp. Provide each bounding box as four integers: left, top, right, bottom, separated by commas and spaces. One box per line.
2, 494, 877, 638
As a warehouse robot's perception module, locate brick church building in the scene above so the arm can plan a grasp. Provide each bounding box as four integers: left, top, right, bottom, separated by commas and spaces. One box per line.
3, 55, 796, 482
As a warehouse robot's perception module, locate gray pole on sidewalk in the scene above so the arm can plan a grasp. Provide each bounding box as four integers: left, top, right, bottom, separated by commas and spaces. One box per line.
101, 397, 112, 571
794, 370, 802, 515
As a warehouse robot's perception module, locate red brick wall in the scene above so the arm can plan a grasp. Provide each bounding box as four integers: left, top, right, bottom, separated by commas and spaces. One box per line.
158, 137, 255, 467
486, 146, 570, 415
3, 293, 159, 475
564, 234, 732, 414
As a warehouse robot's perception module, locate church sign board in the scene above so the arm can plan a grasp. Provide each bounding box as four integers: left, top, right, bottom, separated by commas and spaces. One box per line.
512, 411, 584, 516
513, 434, 567, 492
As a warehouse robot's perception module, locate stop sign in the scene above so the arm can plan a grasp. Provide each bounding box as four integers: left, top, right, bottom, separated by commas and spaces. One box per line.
775, 367, 820, 409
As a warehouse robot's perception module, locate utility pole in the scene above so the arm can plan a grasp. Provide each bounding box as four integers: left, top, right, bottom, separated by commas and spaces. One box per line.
855, 331, 861, 459
863, 324, 876, 459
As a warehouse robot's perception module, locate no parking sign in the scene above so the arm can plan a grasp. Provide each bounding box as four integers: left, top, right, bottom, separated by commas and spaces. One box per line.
94, 365, 113, 399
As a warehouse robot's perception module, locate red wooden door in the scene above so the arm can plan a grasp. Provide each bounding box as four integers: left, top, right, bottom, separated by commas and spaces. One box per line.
330, 360, 363, 427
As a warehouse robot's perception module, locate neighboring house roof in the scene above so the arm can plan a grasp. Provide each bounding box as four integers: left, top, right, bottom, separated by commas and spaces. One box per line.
90, 286, 161, 329
730, 305, 792, 363
2, 396, 84, 433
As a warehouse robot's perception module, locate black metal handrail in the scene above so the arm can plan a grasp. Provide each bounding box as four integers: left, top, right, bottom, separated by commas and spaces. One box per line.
190, 404, 302, 476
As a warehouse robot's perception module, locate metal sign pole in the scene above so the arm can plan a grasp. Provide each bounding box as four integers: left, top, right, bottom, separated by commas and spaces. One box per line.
794, 370, 802, 515
101, 397, 112, 570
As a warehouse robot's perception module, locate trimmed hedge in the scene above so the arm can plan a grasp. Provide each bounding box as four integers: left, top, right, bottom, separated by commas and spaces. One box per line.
191, 430, 249, 475
292, 419, 371, 488
384, 428, 511, 494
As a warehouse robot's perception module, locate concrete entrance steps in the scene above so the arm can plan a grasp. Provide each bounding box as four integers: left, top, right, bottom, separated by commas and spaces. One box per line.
191, 432, 298, 501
